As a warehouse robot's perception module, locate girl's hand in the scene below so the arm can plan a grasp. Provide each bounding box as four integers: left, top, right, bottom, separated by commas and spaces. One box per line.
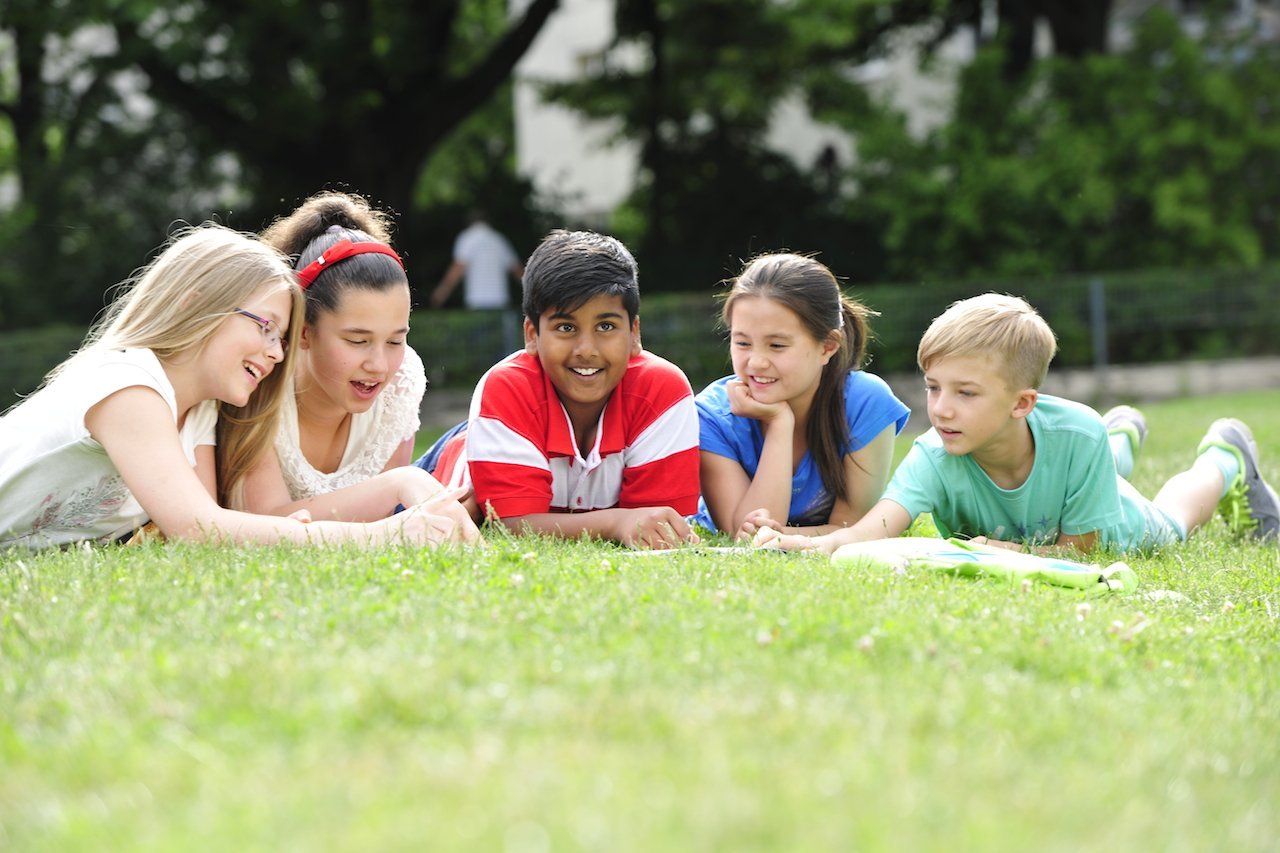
386, 487, 484, 546
726, 379, 793, 425
413, 486, 485, 545
736, 508, 784, 542
753, 526, 814, 552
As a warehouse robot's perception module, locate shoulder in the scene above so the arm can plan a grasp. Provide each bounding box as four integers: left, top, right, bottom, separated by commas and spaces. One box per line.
694, 375, 735, 419
474, 351, 549, 417
841, 370, 909, 414
71, 348, 177, 411
385, 345, 426, 406
1029, 394, 1106, 443
623, 350, 692, 391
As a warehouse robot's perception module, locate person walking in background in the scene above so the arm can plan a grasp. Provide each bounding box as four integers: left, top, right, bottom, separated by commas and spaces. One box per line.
429, 210, 525, 356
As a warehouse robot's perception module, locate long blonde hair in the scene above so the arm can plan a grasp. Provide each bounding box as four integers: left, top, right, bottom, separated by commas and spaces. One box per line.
45, 223, 303, 509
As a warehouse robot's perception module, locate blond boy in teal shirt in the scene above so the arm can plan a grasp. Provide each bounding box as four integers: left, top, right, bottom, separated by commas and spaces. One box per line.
757, 294, 1279, 555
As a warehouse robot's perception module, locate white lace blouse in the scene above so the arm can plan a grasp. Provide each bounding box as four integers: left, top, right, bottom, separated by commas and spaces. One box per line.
275, 346, 426, 500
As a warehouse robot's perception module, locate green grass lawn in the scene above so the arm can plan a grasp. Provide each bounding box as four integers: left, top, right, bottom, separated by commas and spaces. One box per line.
3, 392, 1278, 850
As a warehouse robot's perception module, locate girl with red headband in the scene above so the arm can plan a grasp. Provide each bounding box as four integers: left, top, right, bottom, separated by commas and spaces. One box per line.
0, 224, 474, 549
241, 191, 473, 527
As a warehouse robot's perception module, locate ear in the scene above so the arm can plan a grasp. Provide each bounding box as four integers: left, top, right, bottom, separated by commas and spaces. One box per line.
630, 315, 642, 356
819, 330, 842, 365
1010, 388, 1038, 420
298, 323, 313, 351
523, 317, 538, 354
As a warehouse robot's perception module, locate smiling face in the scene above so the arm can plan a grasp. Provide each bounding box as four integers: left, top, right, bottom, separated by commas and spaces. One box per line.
923, 353, 1036, 459
525, 293, 641, 437
728, 296, 838, 411
202, 287, 293, 408
296, 286, 411, 415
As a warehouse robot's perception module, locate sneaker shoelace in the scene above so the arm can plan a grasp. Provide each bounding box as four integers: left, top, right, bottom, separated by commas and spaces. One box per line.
1218, 473, 1259, 536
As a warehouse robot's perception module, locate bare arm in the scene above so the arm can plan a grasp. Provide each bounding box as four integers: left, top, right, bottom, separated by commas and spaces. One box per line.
701, 379, 797, 533
241, 432, 449, 522
429, 261, 466, 308
741, 424, 899, 539
755, 498, 913, 555
496, 507, 698, 550
87, 387, 473, 546
385, 435, 414, 470
973, 530, 1100, 555
193, 444, 217, 500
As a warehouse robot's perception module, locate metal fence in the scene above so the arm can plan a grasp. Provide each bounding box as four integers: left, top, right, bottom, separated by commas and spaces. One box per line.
411, 266, 1280, 392
4, 267, 1278, 412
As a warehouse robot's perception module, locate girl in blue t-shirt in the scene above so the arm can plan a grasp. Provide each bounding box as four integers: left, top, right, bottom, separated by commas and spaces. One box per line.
694, 253, 909, 540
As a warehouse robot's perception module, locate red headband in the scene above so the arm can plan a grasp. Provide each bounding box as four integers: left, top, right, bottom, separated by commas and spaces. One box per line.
295, 239, 404, 289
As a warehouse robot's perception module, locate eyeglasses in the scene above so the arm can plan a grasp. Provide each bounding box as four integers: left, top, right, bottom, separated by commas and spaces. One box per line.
233, 308, 286, 349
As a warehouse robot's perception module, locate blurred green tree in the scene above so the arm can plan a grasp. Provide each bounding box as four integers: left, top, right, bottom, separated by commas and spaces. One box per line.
0, 0, 558, 328
846, 8, 1280, 279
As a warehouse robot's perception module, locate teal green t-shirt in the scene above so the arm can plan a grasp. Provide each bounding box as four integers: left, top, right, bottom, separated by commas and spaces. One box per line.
883, 394, 1179, 551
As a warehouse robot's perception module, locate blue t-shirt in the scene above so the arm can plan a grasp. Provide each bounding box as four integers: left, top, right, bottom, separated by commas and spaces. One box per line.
692, 370, 910, 532
883, 394, 1181, 551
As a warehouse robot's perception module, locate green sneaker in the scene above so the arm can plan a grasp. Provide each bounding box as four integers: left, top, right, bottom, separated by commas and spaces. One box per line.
1103, 405, 1148, 457
1197, 418, 1280, 541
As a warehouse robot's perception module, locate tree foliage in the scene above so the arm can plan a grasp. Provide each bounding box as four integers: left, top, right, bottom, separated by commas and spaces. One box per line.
0, 0, 557, 328
848, 8, 1280, 280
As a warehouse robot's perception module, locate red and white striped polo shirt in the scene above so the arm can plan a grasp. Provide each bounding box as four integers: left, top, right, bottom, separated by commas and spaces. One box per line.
435, 350, 700, 518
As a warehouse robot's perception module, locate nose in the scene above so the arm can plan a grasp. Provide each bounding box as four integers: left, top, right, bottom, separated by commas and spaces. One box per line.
573, 332, 598, 358
746, 348, 769, 369
364, 345, 389, 374
265, 336, 284, 363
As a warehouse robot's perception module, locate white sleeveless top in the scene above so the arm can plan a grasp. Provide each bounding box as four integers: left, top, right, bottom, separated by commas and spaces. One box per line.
275, 345, 425, 500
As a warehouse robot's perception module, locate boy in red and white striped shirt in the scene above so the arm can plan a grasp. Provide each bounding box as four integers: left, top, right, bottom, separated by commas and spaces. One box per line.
425, 230, 700, 549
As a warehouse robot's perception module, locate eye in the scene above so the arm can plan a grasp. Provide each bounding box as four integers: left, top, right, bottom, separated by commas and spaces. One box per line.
597, 321, 616, 332
388, 339, 405, 347
345, 338, 368, 346
554, 322, 575, 334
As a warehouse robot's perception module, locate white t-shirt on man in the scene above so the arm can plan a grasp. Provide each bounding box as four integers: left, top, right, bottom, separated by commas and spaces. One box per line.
454, 221, 520, 309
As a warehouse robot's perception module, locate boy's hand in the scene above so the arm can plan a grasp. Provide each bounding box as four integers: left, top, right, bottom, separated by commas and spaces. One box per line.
727, 379, 793, 425
614, 507, 700, 550
969, 535, 1023, 552
736, 507, 784, 542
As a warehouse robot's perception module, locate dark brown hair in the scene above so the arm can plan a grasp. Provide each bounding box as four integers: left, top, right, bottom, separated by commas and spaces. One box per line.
260, 191, 406, 325
721, 253, 874, 503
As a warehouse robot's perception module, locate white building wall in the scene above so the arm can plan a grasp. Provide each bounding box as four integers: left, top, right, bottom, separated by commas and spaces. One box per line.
512, 0, 975, 220
513, 0, 640, 224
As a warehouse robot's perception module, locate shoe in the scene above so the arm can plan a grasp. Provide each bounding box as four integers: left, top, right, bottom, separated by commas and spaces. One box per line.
1197, 418, 1280, 541
1103, 405, 1148, 457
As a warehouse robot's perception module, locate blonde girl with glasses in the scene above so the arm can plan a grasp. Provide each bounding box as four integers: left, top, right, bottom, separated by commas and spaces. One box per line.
0, 224, 475, 549
241, 191, 475, 525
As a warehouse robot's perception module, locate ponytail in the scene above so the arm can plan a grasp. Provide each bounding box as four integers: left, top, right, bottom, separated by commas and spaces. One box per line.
807, 297, 873, 500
